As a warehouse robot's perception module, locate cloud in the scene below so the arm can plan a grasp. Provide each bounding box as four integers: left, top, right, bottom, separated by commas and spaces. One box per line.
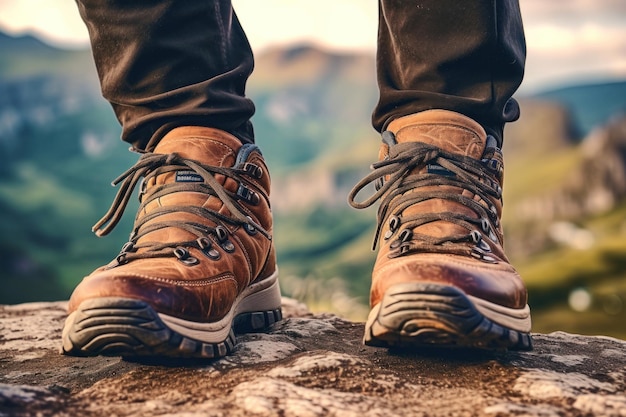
520, 0, 626, 22
233, 0, 378, 52
519, 0, 626, 90
527, 23, 625, 55
0, 0, 88, 47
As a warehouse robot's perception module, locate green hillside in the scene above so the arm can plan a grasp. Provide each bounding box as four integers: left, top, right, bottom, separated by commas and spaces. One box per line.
534, 80, 626, 136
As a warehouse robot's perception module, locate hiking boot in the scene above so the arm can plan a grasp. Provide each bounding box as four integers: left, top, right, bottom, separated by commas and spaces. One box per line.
62, 127, 281, 358
349, 110, 532, 351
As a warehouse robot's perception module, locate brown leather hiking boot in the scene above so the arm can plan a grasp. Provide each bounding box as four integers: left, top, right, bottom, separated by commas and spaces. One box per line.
349, 110, 532, 351
62, 127, 281, 358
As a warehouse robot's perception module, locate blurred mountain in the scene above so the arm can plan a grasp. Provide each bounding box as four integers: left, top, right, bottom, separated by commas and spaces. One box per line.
534, 81, 626, 137
0, 32, 95, 79
1, 31, 625, 337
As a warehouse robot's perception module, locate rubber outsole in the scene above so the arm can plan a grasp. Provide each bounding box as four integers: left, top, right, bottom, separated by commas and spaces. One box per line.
61, 275, 282, 359
364, 283, 532, 351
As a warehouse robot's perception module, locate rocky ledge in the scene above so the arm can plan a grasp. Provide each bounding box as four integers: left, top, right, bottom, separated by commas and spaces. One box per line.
1, 299, 625, 417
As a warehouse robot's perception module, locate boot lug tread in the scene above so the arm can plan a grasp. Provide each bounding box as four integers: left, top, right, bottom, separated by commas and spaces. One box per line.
364, 283, 532, 351
62, 297, 282, 359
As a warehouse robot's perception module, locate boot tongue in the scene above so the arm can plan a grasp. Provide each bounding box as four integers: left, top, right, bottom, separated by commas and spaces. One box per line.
154, 127, 240, 169
386, 110, 487, 159
148, 126, 242, 187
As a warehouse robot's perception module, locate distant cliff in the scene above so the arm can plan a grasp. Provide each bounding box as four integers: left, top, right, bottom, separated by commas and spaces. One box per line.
514, 114, 626, 221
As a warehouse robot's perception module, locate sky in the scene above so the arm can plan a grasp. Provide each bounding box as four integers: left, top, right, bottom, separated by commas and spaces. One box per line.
0, 0, 624, 92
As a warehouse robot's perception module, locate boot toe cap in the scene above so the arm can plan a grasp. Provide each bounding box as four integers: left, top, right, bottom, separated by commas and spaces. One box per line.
371, 253, 528, 310
68, 267, 239, 323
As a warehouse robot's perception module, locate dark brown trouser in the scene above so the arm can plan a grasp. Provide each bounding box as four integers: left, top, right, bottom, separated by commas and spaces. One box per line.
76, 0, 525, 150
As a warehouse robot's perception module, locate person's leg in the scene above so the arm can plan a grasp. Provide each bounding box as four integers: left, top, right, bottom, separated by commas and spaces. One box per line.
75, 0, 256, 150
62, 0, 281, 359
350, 0, 532, 350
372, 0, 525, 144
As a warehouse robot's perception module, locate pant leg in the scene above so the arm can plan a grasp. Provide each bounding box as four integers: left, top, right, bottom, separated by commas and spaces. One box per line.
373, 0, 526, 144
76, 0, 255, 150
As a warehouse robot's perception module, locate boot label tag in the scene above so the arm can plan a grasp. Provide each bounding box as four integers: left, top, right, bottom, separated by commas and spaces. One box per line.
427, 164, 455, 177
176, 170, 204, 183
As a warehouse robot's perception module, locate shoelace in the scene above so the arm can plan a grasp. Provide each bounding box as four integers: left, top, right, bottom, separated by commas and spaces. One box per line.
348, 134, 504, 261
93, 152, 270, 267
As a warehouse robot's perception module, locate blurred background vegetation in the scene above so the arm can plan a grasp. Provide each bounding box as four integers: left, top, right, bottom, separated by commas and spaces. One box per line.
1, 32, 625, 339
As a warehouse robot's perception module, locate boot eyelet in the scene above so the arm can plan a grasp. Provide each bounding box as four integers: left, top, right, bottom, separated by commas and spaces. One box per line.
215, 226, 235, 252
174, 246, 188, 259
399, 243, 411, 255
477, 239, 491, 252
220, 240, 236, 253
475, 222, 494, 247
485, 158, 502, 173
138, 178, 147, 202
180, 256, 199, 266
204, 247, 221, 261
384, 216, 400, 240
244, 223, 258, 236
196, 237, 211, 249
471, 247, 497, 264
236, 183, 260, 205
116, 253, 128, 265
215, 226, 229, 242
480, 218, 491, 234
121, 241, 135, 253
196, 237, 222, 260
470, 230, 482, 243
243, 162, 263, 179
174, 246, 199, 266
381, 130, 397, 146
244, 216, 258, 236
399, 229, 413, 243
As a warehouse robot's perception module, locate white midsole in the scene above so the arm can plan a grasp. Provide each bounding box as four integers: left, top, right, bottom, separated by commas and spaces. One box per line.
468, 295, 531, 333
158, 270, 281, 344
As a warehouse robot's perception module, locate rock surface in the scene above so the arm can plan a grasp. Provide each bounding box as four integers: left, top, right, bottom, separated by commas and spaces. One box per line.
1, 299, 625, 417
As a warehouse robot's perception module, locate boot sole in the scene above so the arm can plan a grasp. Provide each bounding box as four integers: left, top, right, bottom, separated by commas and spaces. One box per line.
364, 283, 532, 351
61, 271, 282, 359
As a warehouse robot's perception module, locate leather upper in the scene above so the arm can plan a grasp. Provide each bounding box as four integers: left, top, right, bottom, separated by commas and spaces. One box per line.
367, 110, 528, 310
67, 127, 276, 323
